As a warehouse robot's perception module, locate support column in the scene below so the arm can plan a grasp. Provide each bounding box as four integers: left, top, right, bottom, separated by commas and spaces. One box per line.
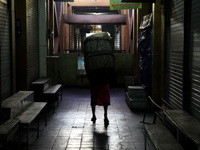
11, 0, 16, 93
133, 9, 140, 85
48, 0, 54, 56
152, 0, 162, 98
15, 0, 29, 91
161, 1, 166, 99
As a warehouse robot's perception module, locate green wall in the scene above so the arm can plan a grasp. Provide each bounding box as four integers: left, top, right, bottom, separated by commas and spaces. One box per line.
114, 54, 135, 87
55, 53, 134, 87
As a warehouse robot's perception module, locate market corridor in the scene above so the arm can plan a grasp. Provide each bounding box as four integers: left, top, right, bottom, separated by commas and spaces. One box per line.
27, 88, 154, 150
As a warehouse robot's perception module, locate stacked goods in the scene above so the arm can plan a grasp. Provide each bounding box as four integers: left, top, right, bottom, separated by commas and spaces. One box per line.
84, 32, 115, 85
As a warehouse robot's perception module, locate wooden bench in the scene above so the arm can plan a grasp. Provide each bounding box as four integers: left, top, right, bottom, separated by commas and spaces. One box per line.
145, 124, 184, 150
1, 91, 47, 150
32, 77, 62, 113
165, 110, 200, 150
142, 96, 184, 150
0, 119, 20, 150
1, 91, 34, 119
31, 77, 50, 102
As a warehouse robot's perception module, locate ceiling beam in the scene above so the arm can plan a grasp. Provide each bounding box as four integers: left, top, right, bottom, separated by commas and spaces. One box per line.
63, 14, 127, 25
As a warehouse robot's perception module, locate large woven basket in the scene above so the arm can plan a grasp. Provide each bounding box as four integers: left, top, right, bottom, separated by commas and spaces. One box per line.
84, 32, 115, 84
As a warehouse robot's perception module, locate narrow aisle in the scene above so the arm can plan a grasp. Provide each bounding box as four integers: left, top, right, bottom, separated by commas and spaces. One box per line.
28, 88, 154, 150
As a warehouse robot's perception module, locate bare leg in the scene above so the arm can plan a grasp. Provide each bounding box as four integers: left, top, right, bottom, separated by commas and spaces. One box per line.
91, 105, 96, 123
92, 105, 96, 118
103, 104, 109, 125
103, 104, 108, 119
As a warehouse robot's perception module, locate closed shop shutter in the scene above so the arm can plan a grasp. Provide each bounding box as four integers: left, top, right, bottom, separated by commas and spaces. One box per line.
166, 0, 184, 109
189, 0, 200, 121
0, 1, 11, 100
28, 0, 39, 87
45, 0, 48, 42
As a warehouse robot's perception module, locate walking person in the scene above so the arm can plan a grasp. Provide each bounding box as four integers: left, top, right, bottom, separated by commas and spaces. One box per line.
83, 32, 115, 126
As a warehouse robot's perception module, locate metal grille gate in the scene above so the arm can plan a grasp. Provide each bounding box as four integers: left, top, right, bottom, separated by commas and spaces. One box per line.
0, 1, 11, 100
167, 0, 184, 109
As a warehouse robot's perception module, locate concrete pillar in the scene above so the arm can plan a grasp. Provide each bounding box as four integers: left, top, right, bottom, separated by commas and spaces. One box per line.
152, 0, 162, 98
160, 2, 166, 99
133, 9, 140, 85
11, 0, 16, 93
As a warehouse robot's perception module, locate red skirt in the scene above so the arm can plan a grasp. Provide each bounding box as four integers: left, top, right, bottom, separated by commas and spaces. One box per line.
90, 84, 110, 106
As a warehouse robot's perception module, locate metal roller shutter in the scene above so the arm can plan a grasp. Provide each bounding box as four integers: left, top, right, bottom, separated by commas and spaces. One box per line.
167, 0, 184, 109
189, 0, 200, 121
28, 0, 39, 87
0, 1, 11, 101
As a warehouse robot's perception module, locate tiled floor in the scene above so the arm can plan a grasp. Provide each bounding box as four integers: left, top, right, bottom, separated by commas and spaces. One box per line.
25, 88, 155, 150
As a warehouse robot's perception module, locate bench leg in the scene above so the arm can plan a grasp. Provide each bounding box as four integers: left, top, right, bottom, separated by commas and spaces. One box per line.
53, 101, 55, 113
16, 129, 21, 150
51, 94, 56, 113
177, 128, 181, 143
56, 92, 59, 107
140, 99, 152, 124
59, 87, 62, 102
37, 117, 40, 138
5, 140, 8, 150
144, 130, 147, 150
26, 125, 29, 150
45, 105, 47, 126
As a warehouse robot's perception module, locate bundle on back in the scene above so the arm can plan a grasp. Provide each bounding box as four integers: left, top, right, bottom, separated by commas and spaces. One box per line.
84, 32, 115, 85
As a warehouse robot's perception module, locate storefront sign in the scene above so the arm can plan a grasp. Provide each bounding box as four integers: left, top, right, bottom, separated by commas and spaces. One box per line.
54, 0, 74, 2
122, 0, 156, 2
110, 0, 142, 10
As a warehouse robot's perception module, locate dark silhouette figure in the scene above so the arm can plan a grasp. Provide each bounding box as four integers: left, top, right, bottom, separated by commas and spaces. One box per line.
90, 84, 110, 126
